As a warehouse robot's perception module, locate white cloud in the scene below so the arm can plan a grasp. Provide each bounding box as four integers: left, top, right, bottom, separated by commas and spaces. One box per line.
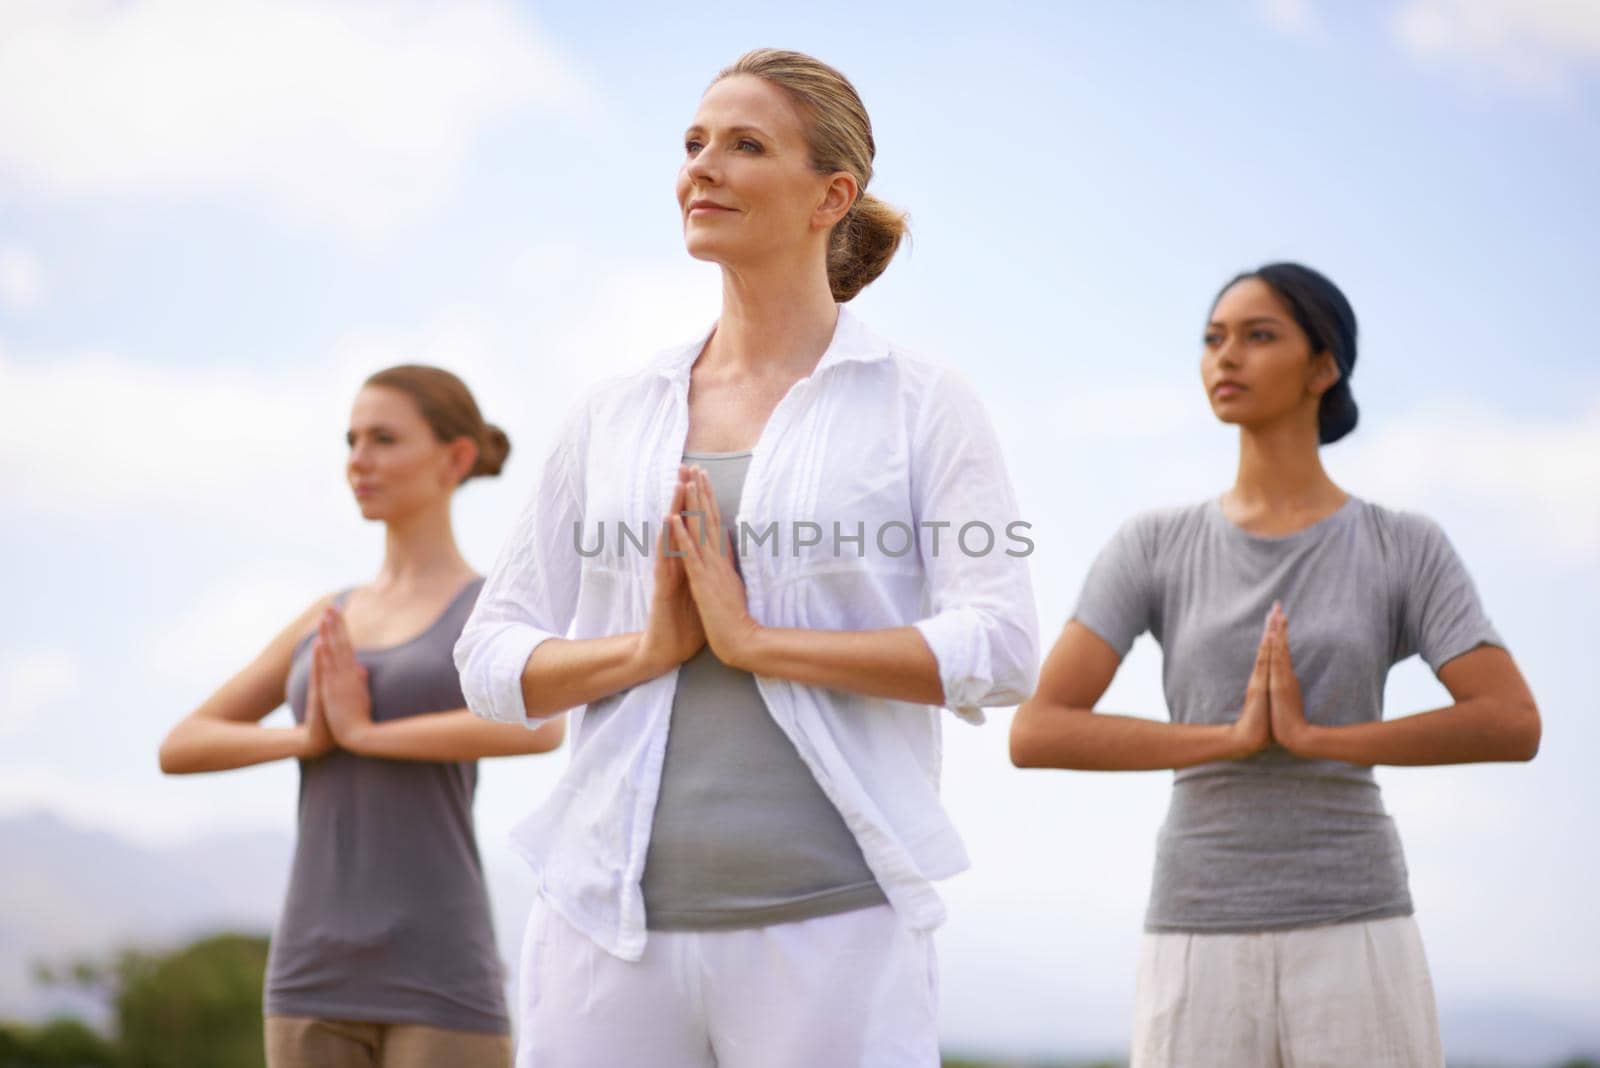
1256, 0, 1322, 38
0, 649, 78, 736
0, 348, 339, 522
146, 564, 335, 688
1329, 397, 1600, 560
0, 0, 589, 236
0, 245, 44, 313
0, 250, 712, 531
1392, 0, 1600, 96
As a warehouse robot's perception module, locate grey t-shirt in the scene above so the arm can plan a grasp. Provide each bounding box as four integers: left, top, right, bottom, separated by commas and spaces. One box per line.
639, 449, 888, 929
265, 577, 509, 1033
1072, 496, 1502, 933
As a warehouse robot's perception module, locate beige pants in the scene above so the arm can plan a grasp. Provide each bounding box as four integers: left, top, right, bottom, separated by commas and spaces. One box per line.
1131, 914, 1443, 1068
265, 1015, 512, 1068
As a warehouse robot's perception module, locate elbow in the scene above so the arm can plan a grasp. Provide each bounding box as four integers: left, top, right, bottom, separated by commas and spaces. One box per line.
1510, 698, 1542, 762
533, 714, 567, 752
157, 734, 191, 776
1007, 704, 1043, 769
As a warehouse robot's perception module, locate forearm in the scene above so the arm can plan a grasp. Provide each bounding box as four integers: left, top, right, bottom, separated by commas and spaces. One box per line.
521, 631, 667, 719
732, 625, 945, 705
1288, 696, 1541, 766
1010, 701, 1248, 770
344, 709, 566, 762
158, 718, 311, 774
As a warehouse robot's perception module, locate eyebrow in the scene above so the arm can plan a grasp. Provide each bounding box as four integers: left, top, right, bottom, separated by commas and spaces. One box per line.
1207, 315, 1287, 329
684, 123, 774, 140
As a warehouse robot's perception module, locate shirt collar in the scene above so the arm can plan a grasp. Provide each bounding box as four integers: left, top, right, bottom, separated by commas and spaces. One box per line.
646, 303, 891, 383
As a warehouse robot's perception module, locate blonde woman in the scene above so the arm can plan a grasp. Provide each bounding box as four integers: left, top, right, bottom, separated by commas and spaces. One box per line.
456, 49, 1039, 1068
160, 366, 565, 1068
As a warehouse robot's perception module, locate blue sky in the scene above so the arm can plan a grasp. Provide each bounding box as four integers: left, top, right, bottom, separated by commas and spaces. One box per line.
2, 0, 1597, 1058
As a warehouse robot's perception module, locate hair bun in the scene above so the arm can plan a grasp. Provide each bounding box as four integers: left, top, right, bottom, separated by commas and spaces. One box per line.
474, 424, 511, 478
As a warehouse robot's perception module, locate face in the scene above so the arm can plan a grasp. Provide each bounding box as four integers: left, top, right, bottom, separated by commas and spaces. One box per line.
676, 74, 855, 270
345, 386, 471, 522
1201, 278, 1341, 436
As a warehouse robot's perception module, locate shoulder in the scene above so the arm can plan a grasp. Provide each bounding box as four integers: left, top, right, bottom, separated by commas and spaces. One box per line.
876, 346, 1001, 441
553, 330, 709, 438
1120, 500, 1212, 550
1349, 496, 1451, 555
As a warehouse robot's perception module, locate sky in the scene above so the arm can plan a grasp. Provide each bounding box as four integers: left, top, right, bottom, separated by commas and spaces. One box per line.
1, 0, 1597, 1057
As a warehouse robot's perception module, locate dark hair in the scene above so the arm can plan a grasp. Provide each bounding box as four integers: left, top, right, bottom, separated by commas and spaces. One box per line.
1212, 262, 1360, 445
362, 364, 510, 483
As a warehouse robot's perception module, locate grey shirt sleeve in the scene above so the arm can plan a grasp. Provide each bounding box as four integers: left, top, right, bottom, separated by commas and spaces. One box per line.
1071, 513, 1156, 658
1396, 512, 1505, 672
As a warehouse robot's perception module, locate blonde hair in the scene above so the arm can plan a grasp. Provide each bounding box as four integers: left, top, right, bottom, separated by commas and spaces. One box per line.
714, 48, 908, 302
363, 364, 509, 484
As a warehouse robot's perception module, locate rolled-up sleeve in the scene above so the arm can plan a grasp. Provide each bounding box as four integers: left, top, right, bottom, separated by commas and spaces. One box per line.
907, 366, 1040, 725
454, 401, 589, 726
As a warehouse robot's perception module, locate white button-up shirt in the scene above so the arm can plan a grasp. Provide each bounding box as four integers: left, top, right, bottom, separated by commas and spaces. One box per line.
455, 305, 1039, 961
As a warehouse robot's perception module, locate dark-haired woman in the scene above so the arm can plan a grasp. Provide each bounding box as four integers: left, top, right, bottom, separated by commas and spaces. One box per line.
1010, 263, 1540, 1067
159, 365, 565, 1068
455, 49, 1037, 1067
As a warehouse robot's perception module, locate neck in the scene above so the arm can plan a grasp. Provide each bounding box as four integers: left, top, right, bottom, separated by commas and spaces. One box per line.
1228, 416, 1342, 513
704, 250, 840, 377
374, 499, 470, 592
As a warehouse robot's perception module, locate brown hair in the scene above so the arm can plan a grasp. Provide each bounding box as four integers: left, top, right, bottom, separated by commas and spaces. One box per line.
714, 48, 909, 302
362, 364, 509, 483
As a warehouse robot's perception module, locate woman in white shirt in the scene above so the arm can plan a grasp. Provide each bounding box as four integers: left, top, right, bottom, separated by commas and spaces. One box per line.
455, 48, 1039, 1068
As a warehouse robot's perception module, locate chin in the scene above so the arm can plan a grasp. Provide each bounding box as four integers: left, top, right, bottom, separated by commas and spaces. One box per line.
682, 237, 725, 264
1208, 405, 1246, 429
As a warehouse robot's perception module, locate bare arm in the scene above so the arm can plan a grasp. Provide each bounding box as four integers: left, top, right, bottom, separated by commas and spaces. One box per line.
336, 708, 567, 762
1009, 620, 1271, 770
734, 624, 944, 705
518, 631, 672, 719
1275, 638, 1539, 766
157, 594, 336, 774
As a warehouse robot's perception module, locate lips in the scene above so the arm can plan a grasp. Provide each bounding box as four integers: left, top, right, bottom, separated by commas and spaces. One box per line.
687, 199, 734, 215
1212, 381, 1247, 399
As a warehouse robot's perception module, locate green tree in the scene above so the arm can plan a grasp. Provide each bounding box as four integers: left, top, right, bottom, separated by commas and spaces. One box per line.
37, 932, 270, 1068
0, 1017, 118, 1067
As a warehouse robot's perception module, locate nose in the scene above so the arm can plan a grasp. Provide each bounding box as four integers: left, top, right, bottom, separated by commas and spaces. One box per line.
684, 147, 719, 188
1214, 337, 1242, 369
348, 441, 375, 471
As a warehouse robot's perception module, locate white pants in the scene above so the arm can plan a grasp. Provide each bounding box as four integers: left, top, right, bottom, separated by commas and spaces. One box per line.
1131, 914, 1443, 1067
514, 898, 940, 1067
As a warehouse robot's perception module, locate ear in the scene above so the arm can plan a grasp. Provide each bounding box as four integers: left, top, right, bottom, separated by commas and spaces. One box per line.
812, 171, 858, 232
1307, 351, 1343, 399
445, 436, 479, 486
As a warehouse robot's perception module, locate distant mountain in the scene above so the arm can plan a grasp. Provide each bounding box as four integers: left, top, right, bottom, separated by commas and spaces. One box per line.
2, 810, 1596, 1066
0, 809, 293, 1026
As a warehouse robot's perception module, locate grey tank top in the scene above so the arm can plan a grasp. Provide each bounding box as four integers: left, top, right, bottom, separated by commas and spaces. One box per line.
264, 577, 509, 1033
640, 450, 888, 929
1072, 497, 1502, 933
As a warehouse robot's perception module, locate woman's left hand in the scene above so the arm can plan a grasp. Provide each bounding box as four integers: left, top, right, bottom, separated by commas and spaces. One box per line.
1267, 602, 1314, 753
670, 465, 764, 671
315, 606, 374, 749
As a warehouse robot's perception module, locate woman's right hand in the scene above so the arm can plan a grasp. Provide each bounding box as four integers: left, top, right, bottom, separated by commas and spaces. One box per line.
1230, 610, 1275, 758
634, 468, 707, 675
299, 638, 337, 760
